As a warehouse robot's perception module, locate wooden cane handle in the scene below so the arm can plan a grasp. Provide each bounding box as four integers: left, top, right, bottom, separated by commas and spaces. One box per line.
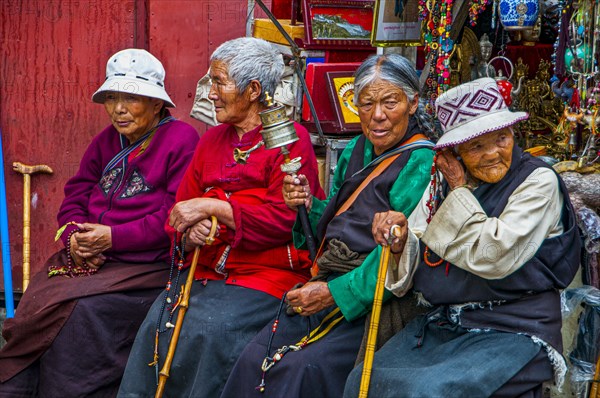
390, 224, 403, 239
205, 216, 218, 246
12, 162, 53, 175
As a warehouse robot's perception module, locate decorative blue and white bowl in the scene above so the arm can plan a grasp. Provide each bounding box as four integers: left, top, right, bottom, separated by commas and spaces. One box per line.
499, 0, 540, 30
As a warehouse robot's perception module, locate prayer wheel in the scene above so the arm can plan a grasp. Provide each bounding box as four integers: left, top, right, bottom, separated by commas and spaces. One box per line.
258, 93, 299, 150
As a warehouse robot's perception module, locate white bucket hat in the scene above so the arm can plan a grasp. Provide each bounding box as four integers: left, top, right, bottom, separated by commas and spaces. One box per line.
434, 77, 527, 149
92, 48, 175, 108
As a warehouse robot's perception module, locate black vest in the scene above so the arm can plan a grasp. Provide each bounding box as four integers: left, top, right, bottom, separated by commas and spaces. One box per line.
414, 147, 581, 349
317, 121, 431, 254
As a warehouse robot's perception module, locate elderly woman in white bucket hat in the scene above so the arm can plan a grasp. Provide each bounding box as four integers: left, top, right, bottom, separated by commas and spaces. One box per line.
0, 49, 198, 396
344, 77, 581, 397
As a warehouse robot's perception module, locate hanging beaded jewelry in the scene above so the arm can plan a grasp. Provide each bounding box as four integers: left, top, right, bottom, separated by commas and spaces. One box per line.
419, 0, 456, 112
148, 233, 188, 382
425, 153, 441, 224
48, 222, 97, 278
491, 0, 498, 30
423, 152, 449, 272
468, 0, 492, 27
255, 294, 344, 393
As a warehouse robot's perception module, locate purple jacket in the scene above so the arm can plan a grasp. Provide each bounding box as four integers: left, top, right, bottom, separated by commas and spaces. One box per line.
57, 119, 199, 263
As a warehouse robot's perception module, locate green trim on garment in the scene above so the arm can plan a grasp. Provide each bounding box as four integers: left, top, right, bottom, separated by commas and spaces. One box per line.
292, 138, 433, 322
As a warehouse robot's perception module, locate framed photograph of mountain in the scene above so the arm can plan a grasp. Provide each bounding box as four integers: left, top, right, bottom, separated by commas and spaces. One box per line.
300, 0, 375, 50
371, 0, 423, 46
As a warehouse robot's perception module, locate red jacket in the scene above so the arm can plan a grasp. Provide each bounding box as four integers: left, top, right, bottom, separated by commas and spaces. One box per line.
166, 122, 324, 298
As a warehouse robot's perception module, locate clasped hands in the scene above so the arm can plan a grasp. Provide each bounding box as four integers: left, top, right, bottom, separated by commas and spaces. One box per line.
169, 197, 225, 251
70, 223, 112, 269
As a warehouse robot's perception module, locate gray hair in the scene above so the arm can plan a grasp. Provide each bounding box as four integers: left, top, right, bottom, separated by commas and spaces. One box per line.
353, 54, 434, 137
210, 37, 284, 106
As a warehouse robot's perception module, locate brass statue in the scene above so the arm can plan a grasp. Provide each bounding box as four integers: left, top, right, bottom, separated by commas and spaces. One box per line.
447, 27, 481, 86
514, 58, 567, 157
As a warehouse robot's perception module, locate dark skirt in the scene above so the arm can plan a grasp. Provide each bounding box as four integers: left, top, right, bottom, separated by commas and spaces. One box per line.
118, 277, 279, 398
0, 250, 169, 398
220, 305, 365, 398
343, 314, 553, 398
0, 289, 161, 398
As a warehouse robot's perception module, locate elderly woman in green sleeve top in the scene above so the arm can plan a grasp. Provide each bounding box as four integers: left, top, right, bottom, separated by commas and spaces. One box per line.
220, 53, 435, 398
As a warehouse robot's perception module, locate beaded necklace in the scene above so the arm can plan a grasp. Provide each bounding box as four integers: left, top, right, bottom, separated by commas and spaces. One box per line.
255, 294, 343, 393
423, 153, 450, 272
148, 233, 187, 382
48, 222, 97, 278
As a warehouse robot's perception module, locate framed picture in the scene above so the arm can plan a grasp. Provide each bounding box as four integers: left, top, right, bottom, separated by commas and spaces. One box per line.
325, 71, 362, 132
371, 0, 423, 46
300, 0, 375, 50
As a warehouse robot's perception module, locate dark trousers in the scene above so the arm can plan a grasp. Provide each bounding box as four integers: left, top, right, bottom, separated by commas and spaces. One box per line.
0, 289, 160, 398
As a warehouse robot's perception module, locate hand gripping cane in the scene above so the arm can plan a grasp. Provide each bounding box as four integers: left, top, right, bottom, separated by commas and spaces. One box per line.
358, 224, 402, 398
12, 162, 53, 291
155, 216, 218, 398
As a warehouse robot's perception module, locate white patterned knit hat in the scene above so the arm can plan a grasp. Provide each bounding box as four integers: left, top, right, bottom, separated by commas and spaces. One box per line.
434, 77, 527, 149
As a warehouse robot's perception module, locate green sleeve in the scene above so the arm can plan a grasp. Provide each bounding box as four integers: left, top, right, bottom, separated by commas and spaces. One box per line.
292, 137, 360, 249
328, 148, 434, 321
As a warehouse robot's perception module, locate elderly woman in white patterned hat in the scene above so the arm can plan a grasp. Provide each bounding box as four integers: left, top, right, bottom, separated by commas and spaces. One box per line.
344, 77, 581, 398
0, 49, 199, 396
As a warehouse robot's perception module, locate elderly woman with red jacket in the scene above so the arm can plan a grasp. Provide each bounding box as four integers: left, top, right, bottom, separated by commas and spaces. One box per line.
118, 37, 323, 398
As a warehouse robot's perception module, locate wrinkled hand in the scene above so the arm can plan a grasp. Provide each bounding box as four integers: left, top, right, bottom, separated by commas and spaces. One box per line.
84, 254, 106, 269
435, 149, 467, 190
72, 223, 112, 258
286, 281, 335, 316
70, 248, 106, 270
69, 234, 85, 267
169, 198, 207, 233
185, 218, 218, 250
282, 174, 312, 212
70, 229, 107, 270
169, 197, 228, 233
372, 211, 408, 254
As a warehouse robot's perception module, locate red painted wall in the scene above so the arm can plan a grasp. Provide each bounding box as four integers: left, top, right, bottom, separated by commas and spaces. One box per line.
0, 0, 266, 292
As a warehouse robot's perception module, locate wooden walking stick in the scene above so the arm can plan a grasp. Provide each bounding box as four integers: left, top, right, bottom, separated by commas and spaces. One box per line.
590, 352, 600, 398
358, 225, 402, 398
155, 216, 218, 398
12, 162, 53, 292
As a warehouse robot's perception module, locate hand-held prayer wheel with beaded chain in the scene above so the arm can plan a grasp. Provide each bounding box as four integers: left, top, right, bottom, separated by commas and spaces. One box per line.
256, 92, 318, 261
